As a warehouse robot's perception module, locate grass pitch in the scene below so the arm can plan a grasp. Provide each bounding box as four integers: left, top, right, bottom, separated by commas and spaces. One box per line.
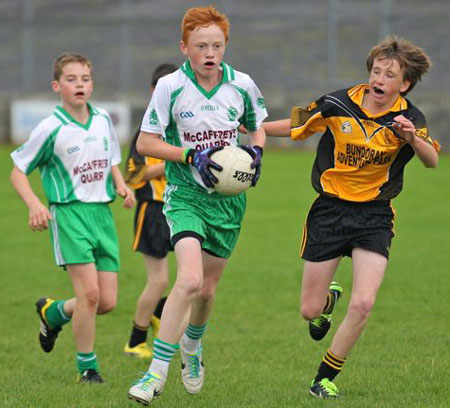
1, 145, 449, 407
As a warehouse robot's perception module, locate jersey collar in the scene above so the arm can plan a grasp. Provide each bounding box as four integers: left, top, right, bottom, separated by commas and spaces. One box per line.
348, 84, 408, 118
180, 60, 235, 99
53, 102, 96, 130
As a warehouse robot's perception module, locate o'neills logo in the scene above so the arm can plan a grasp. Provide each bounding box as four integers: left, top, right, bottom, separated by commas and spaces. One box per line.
341, 121, 352, 133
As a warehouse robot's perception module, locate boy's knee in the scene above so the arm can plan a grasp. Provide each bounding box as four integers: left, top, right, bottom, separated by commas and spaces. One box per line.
348, 297, 375, 320
177, 276, 203, 298
198, 285, 216, 303
81, 287, 100, 309
300, 304, 323, 321
97, 298, 116, 314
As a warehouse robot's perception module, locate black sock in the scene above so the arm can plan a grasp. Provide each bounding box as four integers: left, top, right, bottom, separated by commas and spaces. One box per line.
154, 297, 167, 319
129, 322, 148, 348
314, 348, 346, 382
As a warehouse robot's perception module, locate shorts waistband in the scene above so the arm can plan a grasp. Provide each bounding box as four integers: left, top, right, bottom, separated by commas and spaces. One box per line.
318, 194, 391, 208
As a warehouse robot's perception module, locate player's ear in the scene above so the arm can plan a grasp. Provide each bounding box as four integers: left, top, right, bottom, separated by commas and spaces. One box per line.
180, 40, 188, 56
400, 79, 410, 94
51, 80, 60, 93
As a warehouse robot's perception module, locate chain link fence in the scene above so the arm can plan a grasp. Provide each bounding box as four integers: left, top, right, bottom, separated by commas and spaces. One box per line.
1, 0, 449, 150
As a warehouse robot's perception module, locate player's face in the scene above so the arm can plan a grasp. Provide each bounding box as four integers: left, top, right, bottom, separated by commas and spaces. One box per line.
367, 57, 410, 110
180, 24, 226, 85
51, 62, 93, 109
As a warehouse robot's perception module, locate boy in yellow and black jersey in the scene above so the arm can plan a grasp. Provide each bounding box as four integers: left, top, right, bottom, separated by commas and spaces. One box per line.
123, 63, 177, 359
290, 83, 435, 202
262, 35, 439, 399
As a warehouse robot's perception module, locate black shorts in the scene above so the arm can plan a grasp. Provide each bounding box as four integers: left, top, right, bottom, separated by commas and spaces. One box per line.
300, 195, 395, 262
133, 200, 172, 258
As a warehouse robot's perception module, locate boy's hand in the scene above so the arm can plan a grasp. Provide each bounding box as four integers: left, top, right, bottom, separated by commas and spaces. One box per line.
186, 147, 224, 188
117, 185, 135, 208
29, 201, 52, 231
240, 145, 263, 187
391, 115, 416, 144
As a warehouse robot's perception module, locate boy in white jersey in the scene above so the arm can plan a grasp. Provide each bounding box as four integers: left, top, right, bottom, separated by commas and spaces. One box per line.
10, 53, 135, 384
128, 6, 267, 405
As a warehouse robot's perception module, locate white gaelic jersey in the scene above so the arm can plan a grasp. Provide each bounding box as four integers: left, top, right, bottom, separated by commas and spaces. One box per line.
140, 61, 268, 192
11, 103, 121, 204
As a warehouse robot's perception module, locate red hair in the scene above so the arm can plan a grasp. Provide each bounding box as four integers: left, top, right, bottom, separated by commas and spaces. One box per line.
181, 5, 230, 44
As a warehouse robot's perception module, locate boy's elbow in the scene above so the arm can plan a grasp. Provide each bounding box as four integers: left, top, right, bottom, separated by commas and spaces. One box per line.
136, 136, 145, 156
424, 156, 438, 168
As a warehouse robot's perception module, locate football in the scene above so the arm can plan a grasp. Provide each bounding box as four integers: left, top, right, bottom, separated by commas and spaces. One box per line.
210, 146, 256, 195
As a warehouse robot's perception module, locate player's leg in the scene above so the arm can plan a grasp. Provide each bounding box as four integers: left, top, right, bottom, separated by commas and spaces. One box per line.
330, 248, 387, 355
126, 201, 171, 358
309, 248, 387, 398
180, 250, 228, 394
36, 203, 80, 353
35, 295, 72, 353
97, 270, 118, 314
125, 255, 169, 359
301, 258, 343, 341
301, 258, 341, 320
128, 236, 203, 404
68, 263, 104, 383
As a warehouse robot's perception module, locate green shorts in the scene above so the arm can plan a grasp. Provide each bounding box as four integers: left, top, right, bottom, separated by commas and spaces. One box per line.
49, 201, 120, 272
163, 185, 246, 258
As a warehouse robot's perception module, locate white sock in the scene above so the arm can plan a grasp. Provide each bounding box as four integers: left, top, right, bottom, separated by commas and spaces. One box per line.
149, 359, 170, 377
181, 333, 201, 354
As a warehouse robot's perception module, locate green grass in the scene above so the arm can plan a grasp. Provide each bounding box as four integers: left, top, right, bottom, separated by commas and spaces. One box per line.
1, 145, 449, 407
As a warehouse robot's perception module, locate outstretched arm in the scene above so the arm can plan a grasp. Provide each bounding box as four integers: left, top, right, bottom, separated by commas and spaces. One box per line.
392, 115, 438, 168
262, 119, 291, 137
240, 119, 291, 137
10, 166, 51, 231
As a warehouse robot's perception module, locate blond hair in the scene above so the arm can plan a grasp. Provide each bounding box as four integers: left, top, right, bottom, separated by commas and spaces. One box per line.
53, 53, 93, 81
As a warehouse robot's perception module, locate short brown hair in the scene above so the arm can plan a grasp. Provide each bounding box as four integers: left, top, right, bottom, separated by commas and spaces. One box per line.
366, 35, 431, 95
53, 53, 93, 81
151, 63, 178, 88
181, 5, 230, 45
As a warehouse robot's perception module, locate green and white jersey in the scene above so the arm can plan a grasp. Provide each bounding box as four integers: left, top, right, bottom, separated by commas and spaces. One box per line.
140, 61, 268, 192
11, 103, 121, 204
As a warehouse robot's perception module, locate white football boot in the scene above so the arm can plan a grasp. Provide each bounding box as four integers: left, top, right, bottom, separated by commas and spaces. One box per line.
180, 343, 204, 394
128, 370, 166, 406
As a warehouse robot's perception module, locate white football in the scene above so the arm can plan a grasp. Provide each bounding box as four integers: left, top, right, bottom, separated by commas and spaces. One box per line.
210, 146, 256, 195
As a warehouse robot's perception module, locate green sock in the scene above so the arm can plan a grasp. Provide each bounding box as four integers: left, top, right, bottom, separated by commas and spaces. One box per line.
185, 323, 207, 340
76, 352, 98, 373
153, 338, 179, 363
46, 300, 71, 328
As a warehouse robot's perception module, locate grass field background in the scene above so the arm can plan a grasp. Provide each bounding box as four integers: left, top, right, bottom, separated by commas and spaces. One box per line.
1, 145, 449, 407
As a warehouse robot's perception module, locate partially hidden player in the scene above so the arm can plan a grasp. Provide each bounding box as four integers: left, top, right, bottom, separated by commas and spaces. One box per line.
260, 35, 439, 398
128, 6, 267, 405
10, 53, 135, 384
123, 63, 178, 359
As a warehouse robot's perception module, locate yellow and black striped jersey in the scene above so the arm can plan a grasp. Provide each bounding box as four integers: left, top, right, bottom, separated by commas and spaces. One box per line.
291, 84, 439, 202
124, 129, 166, 202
